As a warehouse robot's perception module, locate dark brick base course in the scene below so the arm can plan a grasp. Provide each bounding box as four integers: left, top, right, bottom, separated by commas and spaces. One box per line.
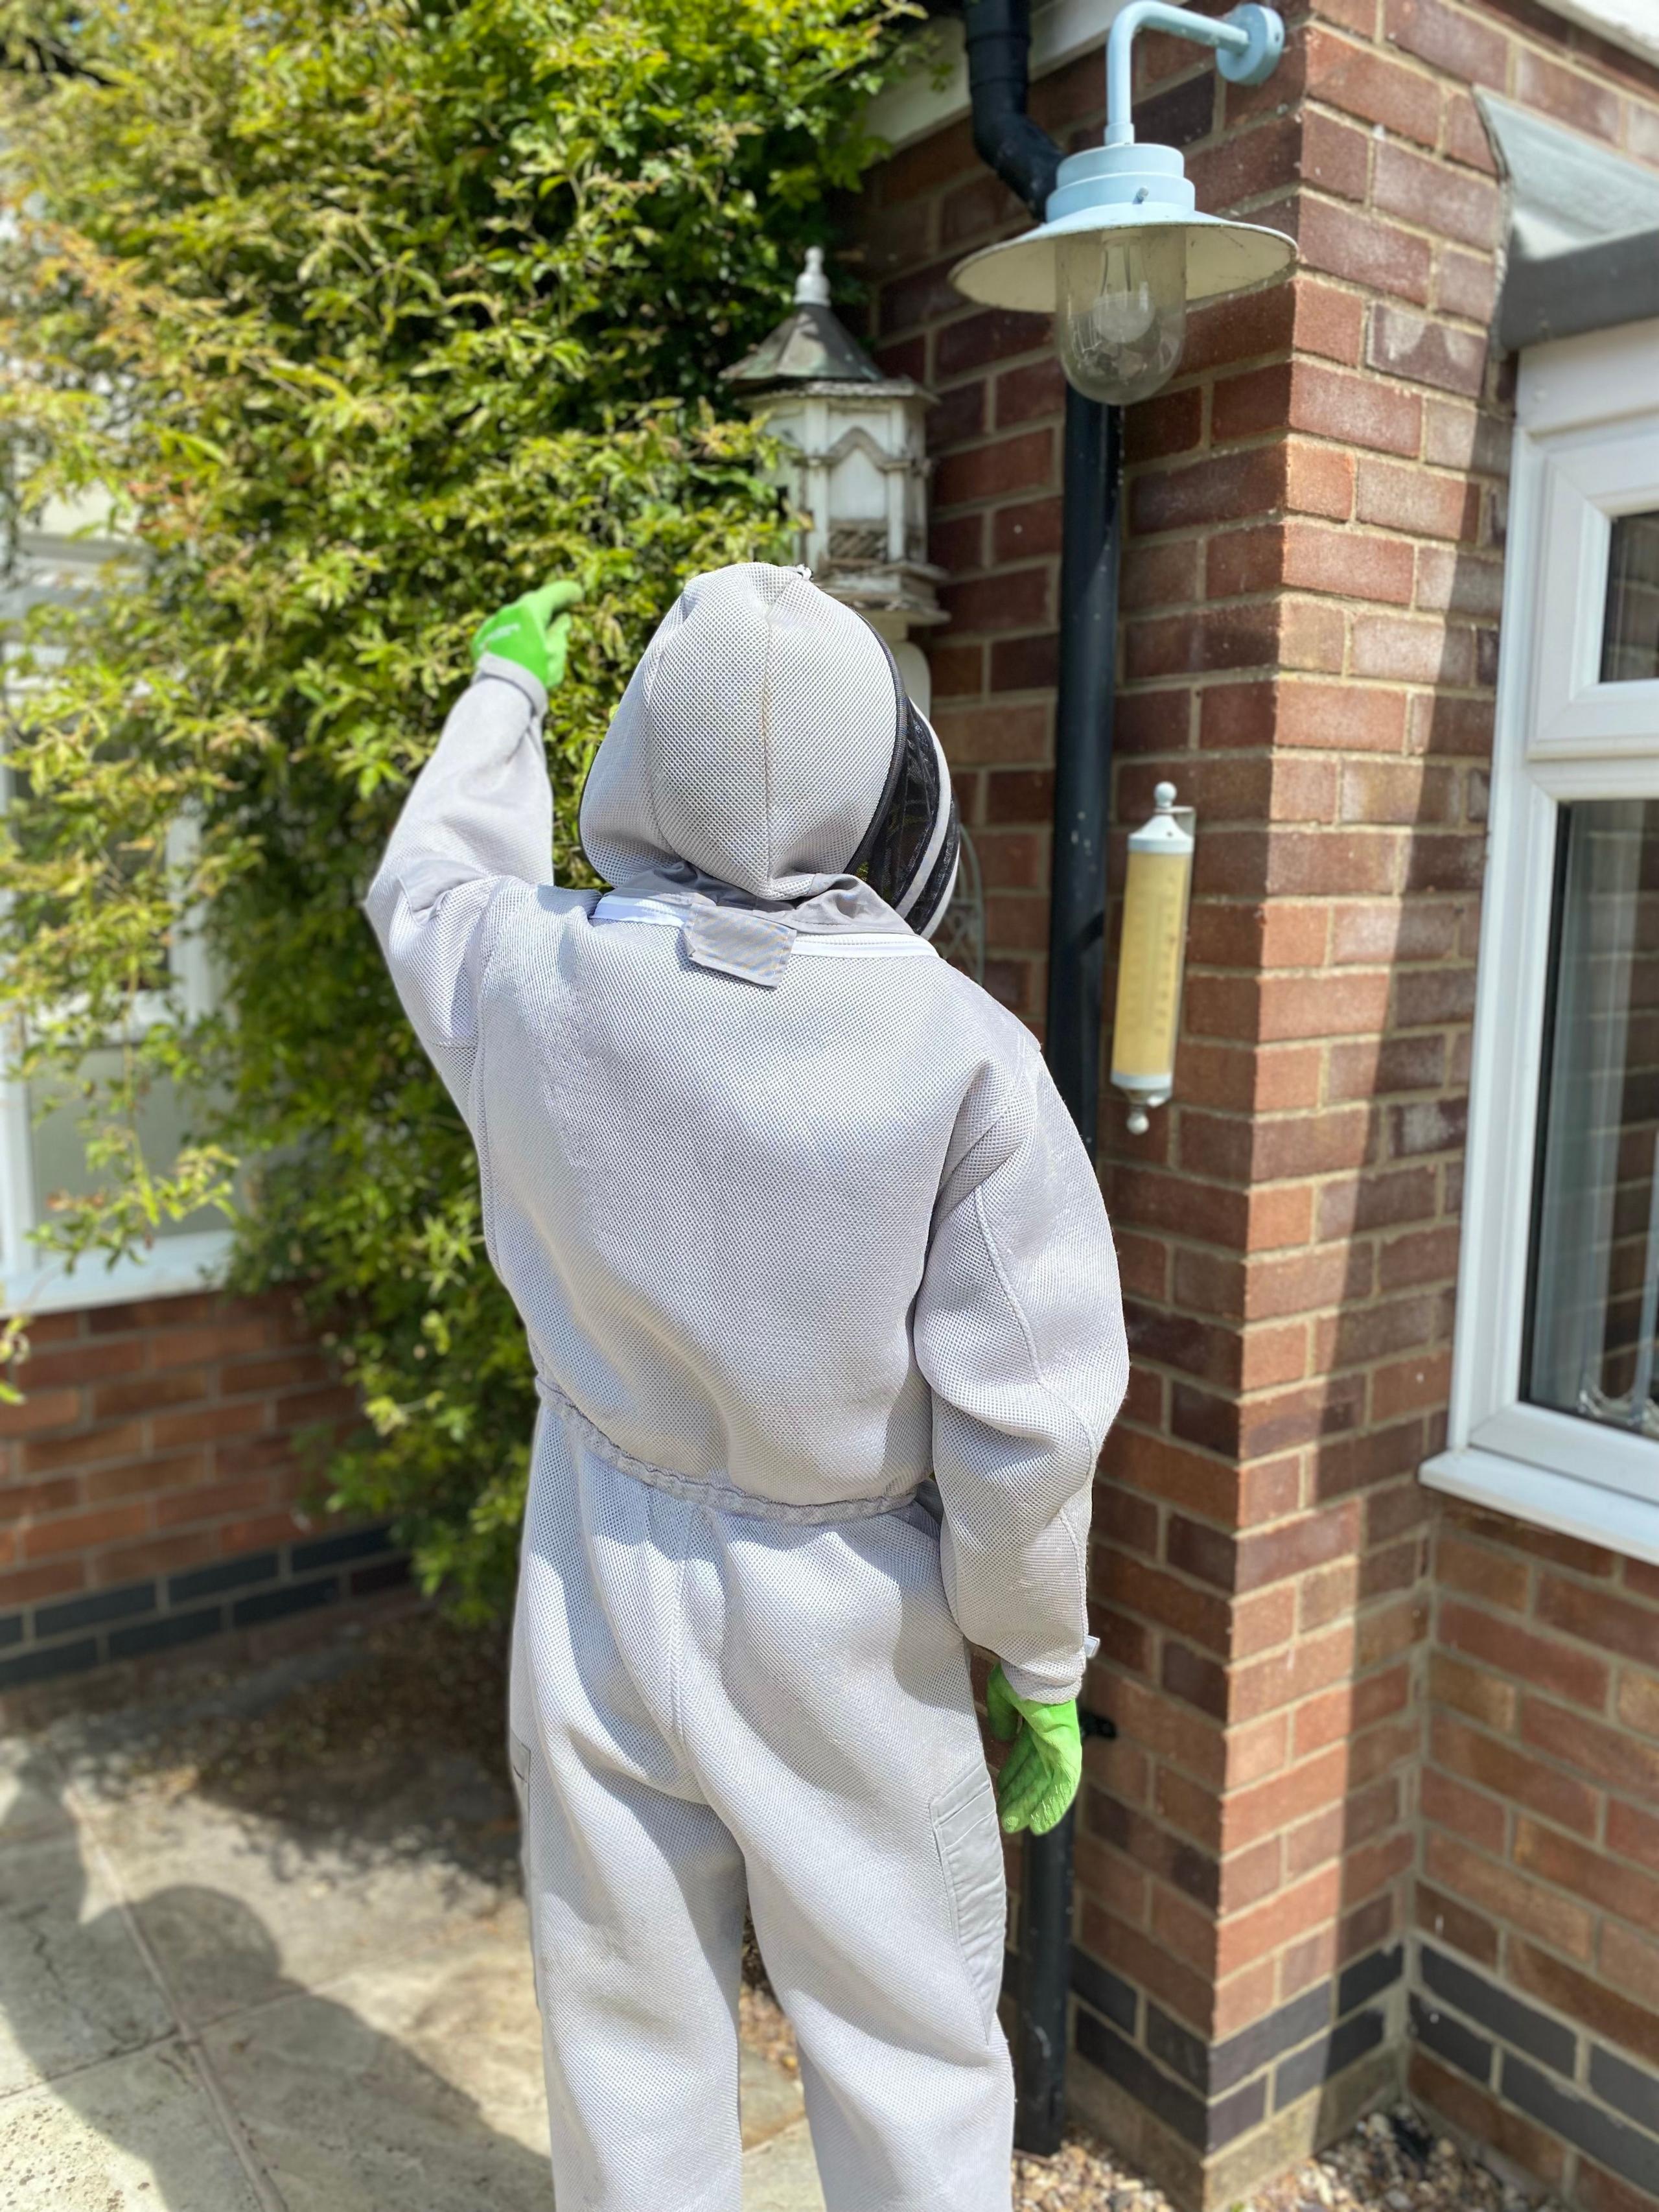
1413, 1942, 1659, 2203
0, 1522, 406, 1690
1070, 1938, 1404, 2158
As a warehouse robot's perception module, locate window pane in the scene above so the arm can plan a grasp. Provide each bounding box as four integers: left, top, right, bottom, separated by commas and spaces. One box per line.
1602, 512, 1659, 682
27, 1049, 221, 1244
5, 763, 173, 997
1527, 800, 1659, 1436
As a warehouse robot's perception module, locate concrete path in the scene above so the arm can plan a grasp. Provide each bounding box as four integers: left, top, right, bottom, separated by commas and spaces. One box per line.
0, 1653, 826, 2212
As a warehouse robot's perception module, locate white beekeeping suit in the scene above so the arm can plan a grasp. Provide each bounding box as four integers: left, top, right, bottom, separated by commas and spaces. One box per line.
367, 563, 1128, 2212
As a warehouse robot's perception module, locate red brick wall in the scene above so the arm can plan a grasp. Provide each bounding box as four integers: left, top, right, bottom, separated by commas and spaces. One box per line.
855, 0, 1659, 2201
1416, 1508, 1659, 2208
0, 1290, 378, 1694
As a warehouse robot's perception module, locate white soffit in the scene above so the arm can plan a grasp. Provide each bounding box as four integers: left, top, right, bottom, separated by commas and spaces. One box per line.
864, 0, 1659, 155
864, 0, 1132, 152
1544, 0, 1659, 66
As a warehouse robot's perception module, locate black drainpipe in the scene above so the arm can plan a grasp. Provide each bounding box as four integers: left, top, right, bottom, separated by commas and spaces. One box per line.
961, 0, 1124, 2158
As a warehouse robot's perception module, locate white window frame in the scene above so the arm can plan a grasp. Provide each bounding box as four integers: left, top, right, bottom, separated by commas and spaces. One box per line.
0, 497, 233, 1316
1423, 315, 1659, 1566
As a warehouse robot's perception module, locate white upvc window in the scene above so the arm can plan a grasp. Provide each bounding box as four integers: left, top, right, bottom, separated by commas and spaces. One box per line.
1425, 316, 1659, 1565
0, 499, 233, 1316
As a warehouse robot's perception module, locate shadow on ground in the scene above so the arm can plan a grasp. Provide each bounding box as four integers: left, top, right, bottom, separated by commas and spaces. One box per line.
0, 1612, 821, 2212
0, 1618, 559, 2210
82, 1610, 523, 1887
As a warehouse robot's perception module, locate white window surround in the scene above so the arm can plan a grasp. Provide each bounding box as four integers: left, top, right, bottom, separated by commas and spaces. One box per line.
1421, 314, 1659, 1568
0, 498, 233, 1316
864, 0, 1658, 156
0, 1193, 233, 1321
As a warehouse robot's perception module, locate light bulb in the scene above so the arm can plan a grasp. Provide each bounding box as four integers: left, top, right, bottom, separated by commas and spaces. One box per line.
1055, 228, 1187, 406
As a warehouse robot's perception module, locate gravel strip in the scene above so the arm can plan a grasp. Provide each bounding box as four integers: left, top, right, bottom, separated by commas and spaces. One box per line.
741, 1987, 1546, 2211
1010, 2107, 1552, 2211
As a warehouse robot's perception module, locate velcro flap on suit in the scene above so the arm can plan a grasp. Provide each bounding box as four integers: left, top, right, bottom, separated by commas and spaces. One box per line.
682, 904, 796, 988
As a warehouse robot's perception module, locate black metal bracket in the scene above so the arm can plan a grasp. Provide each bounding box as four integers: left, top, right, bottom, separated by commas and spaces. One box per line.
1079, 1708, 1117, 1743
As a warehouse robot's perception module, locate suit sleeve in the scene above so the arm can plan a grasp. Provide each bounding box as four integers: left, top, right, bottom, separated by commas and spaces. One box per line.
912, 1042, 1129, 1704
364, 658, 551, 1117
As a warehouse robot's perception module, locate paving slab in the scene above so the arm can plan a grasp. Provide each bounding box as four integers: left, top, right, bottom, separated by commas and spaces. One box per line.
0, 1825, 174, 2097
0, 1618, 828, 2212
0, 1740, 75, 1847
200, 1924, 553, 2212
0, 2039, 264, 2212
742, 2117, 829, 2212
87, 1782, 514, 2027
200, 1920, 811, 2212
740, 2043, 807, 2150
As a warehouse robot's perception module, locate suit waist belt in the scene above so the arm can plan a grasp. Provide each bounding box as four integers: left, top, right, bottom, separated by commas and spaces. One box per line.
532, 1377, 923, 1527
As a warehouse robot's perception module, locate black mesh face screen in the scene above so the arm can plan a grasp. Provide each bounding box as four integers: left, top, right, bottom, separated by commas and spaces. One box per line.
909, 795, 961, 940
858, 697, 943, 914
844, 640, 957, 935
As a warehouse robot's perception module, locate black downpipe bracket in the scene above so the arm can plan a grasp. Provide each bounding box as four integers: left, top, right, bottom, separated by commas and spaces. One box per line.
960, 0, 1124, 2160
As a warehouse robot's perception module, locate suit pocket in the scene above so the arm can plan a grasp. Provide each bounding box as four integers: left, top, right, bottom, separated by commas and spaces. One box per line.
932, 1761, 1007, 2040
507, 1730, 543, 2011
508, 1728, 533, 1805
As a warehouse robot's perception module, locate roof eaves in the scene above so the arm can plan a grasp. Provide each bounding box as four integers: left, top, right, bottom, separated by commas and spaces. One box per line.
1479, 92, 1659, 352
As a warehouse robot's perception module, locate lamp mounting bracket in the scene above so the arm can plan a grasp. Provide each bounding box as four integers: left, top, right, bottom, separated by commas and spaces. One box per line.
1104, 1, 1284, 146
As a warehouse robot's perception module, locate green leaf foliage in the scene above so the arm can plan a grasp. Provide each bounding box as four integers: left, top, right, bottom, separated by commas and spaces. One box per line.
0, 0, 905, 1618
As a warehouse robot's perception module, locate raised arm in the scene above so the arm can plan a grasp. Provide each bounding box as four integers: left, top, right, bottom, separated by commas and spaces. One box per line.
365, 583, 578, 1113
913, 1040, 1128, 1712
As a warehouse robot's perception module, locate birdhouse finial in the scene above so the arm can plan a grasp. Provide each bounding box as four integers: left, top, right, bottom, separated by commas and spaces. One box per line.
794, 247, 832, 307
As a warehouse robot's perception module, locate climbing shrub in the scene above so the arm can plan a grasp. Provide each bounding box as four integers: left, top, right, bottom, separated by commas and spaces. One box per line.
0, 0, 903, 1615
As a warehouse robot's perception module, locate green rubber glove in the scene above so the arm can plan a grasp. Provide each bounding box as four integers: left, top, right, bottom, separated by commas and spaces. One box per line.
986, 1664, 1083, 1837
470, 579, 583, 694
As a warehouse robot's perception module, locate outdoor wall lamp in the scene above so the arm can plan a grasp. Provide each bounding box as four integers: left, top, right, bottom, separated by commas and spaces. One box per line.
950, 1, 1296, 403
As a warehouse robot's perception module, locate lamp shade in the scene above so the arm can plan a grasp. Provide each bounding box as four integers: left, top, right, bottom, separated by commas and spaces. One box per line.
952, 140, 1295, 316
953, 207, 1295, 315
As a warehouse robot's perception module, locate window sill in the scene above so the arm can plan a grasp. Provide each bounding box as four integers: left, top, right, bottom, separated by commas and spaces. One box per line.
1421, 1442, 1659, 1570
3, 1228, 234, 1318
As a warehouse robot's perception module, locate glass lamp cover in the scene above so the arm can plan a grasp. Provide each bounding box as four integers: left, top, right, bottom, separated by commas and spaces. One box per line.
1055, 228, 1187, 406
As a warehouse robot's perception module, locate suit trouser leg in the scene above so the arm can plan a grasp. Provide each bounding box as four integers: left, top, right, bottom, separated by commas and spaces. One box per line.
686, 1502, 1017, 2212
513, 1434, 747, 2212
515, 1436, 1014, 2212
515, 1730, 747, 2212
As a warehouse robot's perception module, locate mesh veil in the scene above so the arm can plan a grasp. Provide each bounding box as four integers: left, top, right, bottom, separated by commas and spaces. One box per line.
850, 644, 961, 941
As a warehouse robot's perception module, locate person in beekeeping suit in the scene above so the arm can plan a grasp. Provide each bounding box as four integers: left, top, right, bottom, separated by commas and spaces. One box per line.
367, 562, 1128, 2212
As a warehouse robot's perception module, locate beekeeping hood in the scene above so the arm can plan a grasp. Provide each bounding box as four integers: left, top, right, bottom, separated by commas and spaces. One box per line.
579, 563, 958, 985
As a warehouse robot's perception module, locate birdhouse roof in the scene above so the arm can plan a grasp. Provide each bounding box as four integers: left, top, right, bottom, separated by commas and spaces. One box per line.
722, 298, 887, 391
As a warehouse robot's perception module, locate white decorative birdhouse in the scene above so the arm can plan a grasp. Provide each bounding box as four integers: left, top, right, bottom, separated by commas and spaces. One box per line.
723, 250, 984, 983
723, 250, 946, 693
